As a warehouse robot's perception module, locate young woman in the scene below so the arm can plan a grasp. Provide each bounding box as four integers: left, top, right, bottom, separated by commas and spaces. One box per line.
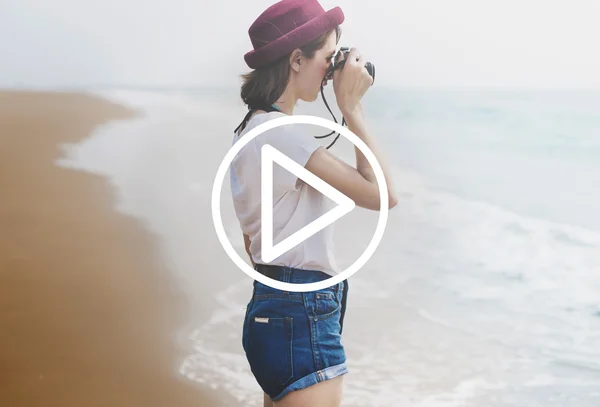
231, 0, 398, 405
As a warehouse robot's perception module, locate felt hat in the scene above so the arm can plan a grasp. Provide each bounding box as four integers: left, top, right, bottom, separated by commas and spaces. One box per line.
244, 0, 344, 69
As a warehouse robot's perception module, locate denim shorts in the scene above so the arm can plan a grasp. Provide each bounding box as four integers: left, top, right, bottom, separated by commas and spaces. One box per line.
242, 264, 349, 401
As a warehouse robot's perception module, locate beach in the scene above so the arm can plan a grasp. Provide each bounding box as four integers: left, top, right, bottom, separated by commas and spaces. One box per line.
3, 87, 599, 407
0, 91, 232, 406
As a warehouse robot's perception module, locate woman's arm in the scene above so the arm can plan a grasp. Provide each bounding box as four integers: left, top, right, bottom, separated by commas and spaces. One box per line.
305, 47, 398, 211
304, 104, 398, 211
243, 233, 255, 267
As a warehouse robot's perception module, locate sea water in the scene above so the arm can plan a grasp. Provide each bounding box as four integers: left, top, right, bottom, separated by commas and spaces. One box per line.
57, 87, 600, 406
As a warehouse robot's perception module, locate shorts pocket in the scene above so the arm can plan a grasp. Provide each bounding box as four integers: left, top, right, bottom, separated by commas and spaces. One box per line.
312, 285, 341, 319
315, 291, 338, 315
246, 316, 294, 393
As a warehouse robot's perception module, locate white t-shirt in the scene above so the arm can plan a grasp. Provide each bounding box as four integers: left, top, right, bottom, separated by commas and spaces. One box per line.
229, 111, 340, 276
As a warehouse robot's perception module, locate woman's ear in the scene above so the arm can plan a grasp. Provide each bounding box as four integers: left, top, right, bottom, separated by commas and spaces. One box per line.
289, 49, 302, 72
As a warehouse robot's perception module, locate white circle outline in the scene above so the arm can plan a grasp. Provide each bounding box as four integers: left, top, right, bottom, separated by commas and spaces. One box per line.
212, 114, 388, 292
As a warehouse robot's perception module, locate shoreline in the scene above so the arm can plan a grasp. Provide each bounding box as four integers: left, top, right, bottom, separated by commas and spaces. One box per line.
0, 90, 233, 406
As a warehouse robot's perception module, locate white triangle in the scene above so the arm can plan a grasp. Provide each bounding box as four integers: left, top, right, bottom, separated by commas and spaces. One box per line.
261, 144, 355, 263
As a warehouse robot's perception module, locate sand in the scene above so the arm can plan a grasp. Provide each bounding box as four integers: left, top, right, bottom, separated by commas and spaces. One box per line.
0, 91, 233, 406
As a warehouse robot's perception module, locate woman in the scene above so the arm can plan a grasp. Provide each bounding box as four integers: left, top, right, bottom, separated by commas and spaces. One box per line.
231, 0, 398, 405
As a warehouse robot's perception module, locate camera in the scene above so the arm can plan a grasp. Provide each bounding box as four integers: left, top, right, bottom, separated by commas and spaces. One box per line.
325, 47, 375, 84
317, 48, 375, 149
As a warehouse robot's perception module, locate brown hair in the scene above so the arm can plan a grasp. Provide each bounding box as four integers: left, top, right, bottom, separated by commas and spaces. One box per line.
240, 26, 342, 108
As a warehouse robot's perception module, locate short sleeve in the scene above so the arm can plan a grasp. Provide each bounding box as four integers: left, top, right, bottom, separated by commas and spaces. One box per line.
260, 122, 322, 192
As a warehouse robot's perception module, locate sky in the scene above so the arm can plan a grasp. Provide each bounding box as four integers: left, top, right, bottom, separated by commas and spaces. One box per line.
1, 0, 599, 89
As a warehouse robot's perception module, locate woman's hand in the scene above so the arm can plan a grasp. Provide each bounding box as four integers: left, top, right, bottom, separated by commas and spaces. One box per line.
332, 47, 373, 117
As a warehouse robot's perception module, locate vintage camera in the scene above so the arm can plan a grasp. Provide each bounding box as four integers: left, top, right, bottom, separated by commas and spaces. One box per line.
325, 47, 375, 84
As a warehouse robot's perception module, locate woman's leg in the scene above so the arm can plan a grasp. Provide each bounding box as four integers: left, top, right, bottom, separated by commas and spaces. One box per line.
274, 376, 344, 407
264, 392, 274, 407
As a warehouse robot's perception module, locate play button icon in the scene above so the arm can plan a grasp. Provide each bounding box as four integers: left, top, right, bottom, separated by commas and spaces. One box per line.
212, 114, 389, 292
260, 144, 355, 263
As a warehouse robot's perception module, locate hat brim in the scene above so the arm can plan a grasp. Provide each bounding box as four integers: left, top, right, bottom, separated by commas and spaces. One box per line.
244, 7, 344, 69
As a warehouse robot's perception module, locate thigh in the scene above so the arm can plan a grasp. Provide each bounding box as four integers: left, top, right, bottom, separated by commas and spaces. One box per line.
274, 375, 344, 407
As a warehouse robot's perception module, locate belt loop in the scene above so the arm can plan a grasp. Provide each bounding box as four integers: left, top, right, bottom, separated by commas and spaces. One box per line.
283, 267, 292, 284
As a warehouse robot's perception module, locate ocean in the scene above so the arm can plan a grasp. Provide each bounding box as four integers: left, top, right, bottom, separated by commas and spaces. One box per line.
56, 86, 600, 406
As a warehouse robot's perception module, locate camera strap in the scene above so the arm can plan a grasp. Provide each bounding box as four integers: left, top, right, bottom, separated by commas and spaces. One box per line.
233, 72, 346, 149
233, 103, 281, 136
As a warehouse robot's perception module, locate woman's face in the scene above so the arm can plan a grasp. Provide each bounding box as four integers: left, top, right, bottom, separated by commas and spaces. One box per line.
294, 31, 338, 102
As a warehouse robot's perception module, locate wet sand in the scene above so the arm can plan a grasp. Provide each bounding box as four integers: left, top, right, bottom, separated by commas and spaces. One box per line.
0, 91, 231, 406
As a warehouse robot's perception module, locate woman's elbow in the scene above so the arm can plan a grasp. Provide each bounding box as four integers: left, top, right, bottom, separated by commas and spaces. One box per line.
362, 194, 398, 211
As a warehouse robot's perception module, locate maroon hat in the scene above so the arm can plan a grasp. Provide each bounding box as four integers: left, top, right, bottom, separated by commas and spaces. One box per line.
244, 0, 344, 69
